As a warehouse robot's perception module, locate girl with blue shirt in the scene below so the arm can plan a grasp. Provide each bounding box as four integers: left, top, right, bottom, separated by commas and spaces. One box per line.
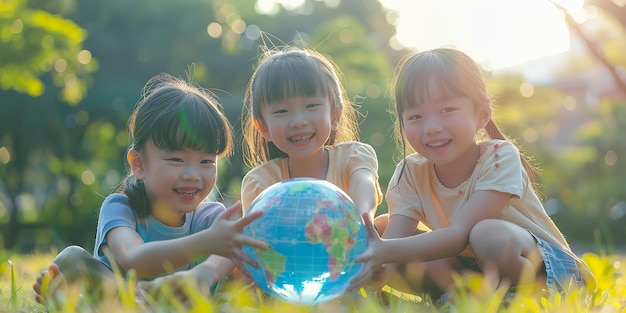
33, 73, 267, 306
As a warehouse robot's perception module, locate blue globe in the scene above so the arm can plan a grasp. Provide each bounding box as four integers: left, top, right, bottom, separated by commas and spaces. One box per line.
242, 178, 368, 305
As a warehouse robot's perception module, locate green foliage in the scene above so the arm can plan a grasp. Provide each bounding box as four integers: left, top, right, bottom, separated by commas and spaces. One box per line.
0, 0, 96, 104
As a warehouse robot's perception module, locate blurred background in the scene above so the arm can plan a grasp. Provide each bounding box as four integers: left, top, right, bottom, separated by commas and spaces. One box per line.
1, 0, 624, 254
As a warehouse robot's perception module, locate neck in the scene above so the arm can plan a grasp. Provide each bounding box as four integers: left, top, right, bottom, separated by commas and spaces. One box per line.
434, 144, 481, 188
287, 148, 328, 180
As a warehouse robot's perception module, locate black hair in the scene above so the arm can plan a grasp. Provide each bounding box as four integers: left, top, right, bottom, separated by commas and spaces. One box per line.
114, 73, 233, 218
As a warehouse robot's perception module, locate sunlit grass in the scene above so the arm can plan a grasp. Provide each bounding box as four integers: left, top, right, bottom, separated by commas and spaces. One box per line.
1, 251, 624, 312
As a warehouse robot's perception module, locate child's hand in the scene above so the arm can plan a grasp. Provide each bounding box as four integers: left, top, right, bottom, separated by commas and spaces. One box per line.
348, 212, 387, 291
206, 201, 268, 267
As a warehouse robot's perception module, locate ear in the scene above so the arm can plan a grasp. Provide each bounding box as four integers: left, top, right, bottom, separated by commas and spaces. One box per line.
331, 105, 342, 131
254, 119, 272, 142
478, 105, 491, 129
127, 149, 145, 180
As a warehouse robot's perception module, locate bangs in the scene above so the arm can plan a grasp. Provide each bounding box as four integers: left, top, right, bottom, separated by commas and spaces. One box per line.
150, 94, 230, 155
252, 52, 333, 106
396, 51, 475, 110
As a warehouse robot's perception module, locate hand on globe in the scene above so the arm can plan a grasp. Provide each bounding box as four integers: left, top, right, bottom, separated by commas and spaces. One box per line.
241, 178, 369, 305
348, 212, 387, 291
205, 201, 268, 268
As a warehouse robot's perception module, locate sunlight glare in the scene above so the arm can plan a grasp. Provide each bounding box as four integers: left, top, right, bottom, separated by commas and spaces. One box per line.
379, 0, 577, 69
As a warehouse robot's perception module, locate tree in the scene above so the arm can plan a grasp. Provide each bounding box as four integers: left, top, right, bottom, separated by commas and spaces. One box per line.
1, 0, 401, 250
0, 0, 96, 249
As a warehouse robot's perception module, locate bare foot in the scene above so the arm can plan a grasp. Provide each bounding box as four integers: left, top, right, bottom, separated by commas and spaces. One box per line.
33, 263, 66, 305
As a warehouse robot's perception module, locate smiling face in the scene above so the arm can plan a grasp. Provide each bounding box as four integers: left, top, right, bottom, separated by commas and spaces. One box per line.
393, 49, 492, 168
257, 94, 340, 162
128, 139, 217, 226
401, 81, 489, 167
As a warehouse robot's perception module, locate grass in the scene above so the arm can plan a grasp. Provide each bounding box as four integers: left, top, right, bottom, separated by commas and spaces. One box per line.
1, 249, 624, 312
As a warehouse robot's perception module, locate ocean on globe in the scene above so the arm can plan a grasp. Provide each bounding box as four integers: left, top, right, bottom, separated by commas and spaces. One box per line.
242, 178, 368, 305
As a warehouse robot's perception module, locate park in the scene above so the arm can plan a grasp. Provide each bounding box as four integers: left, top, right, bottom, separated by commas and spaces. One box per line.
1, 0, 625, 312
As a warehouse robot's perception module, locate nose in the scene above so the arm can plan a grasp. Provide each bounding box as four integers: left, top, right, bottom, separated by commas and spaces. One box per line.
181, 164, 201, 181
289, 111, 308, 128
423, 116, 442, 136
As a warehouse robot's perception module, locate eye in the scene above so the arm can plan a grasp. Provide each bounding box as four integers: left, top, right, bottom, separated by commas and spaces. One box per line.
167, 158, 184, 163
201, 159, 216, 165
406, 114, 422, 121
442, 107, 457, 113
271, 108, 288, 114
306, 103, 321, 109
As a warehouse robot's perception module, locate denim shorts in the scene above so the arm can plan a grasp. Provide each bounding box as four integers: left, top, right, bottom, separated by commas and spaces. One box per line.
457, 231, 583, 294
528, 231, 583, 293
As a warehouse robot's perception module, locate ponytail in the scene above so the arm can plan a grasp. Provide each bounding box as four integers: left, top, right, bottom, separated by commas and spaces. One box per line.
115, 175, 150, 219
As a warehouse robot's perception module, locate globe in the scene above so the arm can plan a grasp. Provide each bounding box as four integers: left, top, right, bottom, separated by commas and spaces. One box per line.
242, 178, 368, 305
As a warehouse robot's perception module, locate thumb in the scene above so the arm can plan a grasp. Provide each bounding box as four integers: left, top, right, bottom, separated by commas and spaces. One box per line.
361, 212, 379, 241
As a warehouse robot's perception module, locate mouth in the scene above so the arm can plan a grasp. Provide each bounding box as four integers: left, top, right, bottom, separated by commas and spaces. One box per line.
425, 140, 451, 148
288, 134, 314, 144
174, 189, 200, 197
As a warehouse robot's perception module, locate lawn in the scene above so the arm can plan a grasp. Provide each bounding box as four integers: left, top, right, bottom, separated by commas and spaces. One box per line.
1, 249, 624, 312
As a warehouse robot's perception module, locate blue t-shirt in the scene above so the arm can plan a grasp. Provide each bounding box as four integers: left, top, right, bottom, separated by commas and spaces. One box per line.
93, 193, 225, 276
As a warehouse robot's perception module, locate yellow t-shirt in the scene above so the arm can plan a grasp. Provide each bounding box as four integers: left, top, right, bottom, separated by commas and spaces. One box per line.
386, 139, 595, 288
241, 141, 383, 213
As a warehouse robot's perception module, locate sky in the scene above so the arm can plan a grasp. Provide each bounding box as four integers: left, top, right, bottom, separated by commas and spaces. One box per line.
378, 0, 585, 71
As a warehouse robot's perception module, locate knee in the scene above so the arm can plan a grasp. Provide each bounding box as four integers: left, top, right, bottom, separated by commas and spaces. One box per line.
54, 246, 92, 269
469, 220, 513, 253
374, 214, 389, 235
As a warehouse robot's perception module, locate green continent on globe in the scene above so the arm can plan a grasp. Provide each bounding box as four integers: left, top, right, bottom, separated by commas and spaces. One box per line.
304, 202, 356, 280
256, 247, 287, 285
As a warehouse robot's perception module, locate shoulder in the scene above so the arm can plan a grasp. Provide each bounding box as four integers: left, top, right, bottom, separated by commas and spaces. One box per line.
482, 139, 520, 155
333, 141, 376, 155
397, 153, 429, 171
99, 193, 133, 216
196, 201, 226, 214
479, 139, 522, 165
331, 141, 378, 163
388, 153, 429, 187
191, 201, 226, 228
241, 159, 287, 211
244, 158, 286, 180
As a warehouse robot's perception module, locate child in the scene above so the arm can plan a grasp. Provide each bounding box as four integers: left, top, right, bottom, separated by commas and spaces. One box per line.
33, 73, 267, 306
350, 48, 596, 302
240, 46, 382, 217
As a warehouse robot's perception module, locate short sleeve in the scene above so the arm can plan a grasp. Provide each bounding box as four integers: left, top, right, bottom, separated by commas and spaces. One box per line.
474, 141, 524, 197
93, 194, 136, 264
385, 159, 424, 222
191, 202, 226, 231
241, 173, 270, 214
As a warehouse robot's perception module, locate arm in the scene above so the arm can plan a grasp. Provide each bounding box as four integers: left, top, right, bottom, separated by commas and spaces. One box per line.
138, 255, 235, 302
380, 190, 511, 263
188, 255, 235, 287
350, 190, 510, 290
348, 168, 379, 220
106, 202, 266, 278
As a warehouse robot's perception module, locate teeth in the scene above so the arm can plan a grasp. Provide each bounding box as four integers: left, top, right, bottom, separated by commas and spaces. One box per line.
291, 134, 313, 143
427, 140, 448, 148
176, 190, 198, 196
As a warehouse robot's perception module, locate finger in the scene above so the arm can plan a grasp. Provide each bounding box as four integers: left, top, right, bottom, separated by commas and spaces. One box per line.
236, 234, 268, 250
361, 212, 379, 240
233, 260, 253, 277
236, 251, 260, 269
220, 201, 243, 220
235, 210, 263, 228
